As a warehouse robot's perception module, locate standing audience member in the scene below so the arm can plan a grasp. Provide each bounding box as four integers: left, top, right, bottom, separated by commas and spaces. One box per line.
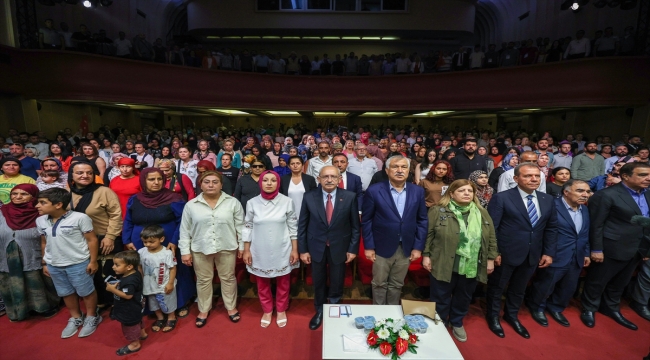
489, 153, 518, 190
346, 143, 378, 192
419, 160, 454, 208
242, 171, 299, 328
298, 166, 360, 330
180, 171, 244, 328
580, 163, 650, 330
498, 152, 546, 193
36, 188, 102, 338
0, 157, 36, 204
450, 139, 486, 180
571, 141, 606, 181
362, 155, 428, 305
486, 164, 557, 339
527, 179, 592, 328
306, 142, 333, 179
0, 184, 59, 321
469, 170, 493, 208
547, 167, 571, 197
280, 156, 318, 220
109, 158, 141, 218
234, 158, 265, 213
10, 143, 41, 180
422, 179, 497, 342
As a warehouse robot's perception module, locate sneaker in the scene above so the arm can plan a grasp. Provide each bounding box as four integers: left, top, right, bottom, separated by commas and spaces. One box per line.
78, 315, 103, 338
62, 316, 85, 339
452, 326, 467, 342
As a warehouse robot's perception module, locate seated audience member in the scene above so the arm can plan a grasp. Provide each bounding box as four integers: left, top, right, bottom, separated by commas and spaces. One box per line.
422, 179, 497, 342
36, 188, 102, 338
527, 179, 592, 328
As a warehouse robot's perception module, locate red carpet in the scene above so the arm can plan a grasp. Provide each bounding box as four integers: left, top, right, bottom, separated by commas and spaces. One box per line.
1, 297, 648, 359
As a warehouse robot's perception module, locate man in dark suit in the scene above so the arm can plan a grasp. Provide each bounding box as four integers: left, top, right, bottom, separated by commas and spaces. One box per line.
331, 153, 363, 209
581, 162, 650, 330
527, 179, 592, 327
362, 155, 428, 305
452, 46, 469, 71
486, 163, 558, 339
298, 165, 361, 330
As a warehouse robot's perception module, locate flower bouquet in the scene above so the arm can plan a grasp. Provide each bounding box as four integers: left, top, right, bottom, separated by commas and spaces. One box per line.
366, 318, 419, 359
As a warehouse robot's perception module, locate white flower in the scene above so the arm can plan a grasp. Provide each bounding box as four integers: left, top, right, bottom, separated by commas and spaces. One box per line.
377, 328, 390, 340
392, 325, 402, 333
375, 319, 386, 327
399, 330, 409, 340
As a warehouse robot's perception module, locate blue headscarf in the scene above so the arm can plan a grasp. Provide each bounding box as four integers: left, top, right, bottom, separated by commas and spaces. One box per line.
501, 153, 517, 171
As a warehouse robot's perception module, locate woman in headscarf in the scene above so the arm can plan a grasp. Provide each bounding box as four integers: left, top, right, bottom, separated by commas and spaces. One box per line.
0, 184, 59, 321
104, 152, 127, 184
179, 171, 244, 328
273, 154, 291, 176
422, 179, 497, 342
242, 170, 299, 328
0, 157, 35, 205
68, 160, 122, 309
36, 158, 68, 191
488, 153, 518, 190
537, 153, 551, 179
469, 170, 494, 208
109, 158, 141, 219
70, 156, 104, 185
158, 158, 196, 202
122, 168, 195, 318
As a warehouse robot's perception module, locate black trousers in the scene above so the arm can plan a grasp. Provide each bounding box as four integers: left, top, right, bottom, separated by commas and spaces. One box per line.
581, 254, 640, 312
528, 262, 582, 313
312, 246, 346, 312
486, 260, 537, 319
430, 272, 477, 327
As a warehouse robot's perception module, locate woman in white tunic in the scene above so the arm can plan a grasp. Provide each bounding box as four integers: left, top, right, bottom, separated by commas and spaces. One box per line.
242, 170, 299, 329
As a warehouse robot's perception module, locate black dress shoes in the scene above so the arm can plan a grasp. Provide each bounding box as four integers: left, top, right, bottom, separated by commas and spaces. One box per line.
503, 316, 530, 339
629, 301, 650, 322
529, 310, 548, 327
486, 316, 505, 338
547, 311, 570, 327
309, 311, 323, 330
599, 308, 638, 330
580, 310, 595, 328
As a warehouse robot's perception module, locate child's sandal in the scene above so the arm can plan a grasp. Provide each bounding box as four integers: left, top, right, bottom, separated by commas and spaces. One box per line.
162, 319, 177, 333
151, 319, 165, 332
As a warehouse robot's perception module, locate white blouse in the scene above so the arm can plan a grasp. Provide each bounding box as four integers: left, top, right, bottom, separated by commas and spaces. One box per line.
287, 180, 305, 220
178, 159, 198, 186
242, 194, 299, 278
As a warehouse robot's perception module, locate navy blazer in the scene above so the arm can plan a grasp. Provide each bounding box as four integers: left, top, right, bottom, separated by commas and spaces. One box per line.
297, 188, 361, 264
318, 171, 363, 209
362, 181, 428, 258
487, 187, 558, 267
552, 197, 590, 268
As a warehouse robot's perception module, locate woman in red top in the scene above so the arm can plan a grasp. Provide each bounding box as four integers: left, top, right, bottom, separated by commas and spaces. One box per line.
48, 143, 72, 172
109, 158, 141, 219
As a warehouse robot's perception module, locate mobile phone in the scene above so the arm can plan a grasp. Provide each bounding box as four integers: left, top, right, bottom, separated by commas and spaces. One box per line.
130, 154, 137, 160
104, 275, 117, 283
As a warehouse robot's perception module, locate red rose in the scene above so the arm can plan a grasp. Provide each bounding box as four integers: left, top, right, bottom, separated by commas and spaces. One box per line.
396, 338, 409, 356
409, 333, 418, 344
367, 330, 378, 346
379, 341, 392, 356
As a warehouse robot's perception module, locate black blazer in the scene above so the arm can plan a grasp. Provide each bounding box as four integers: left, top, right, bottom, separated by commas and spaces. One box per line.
588, 183, 650, 260
280, 173, 317, 196
297, 188, 361, 264
487, 187, 558, 266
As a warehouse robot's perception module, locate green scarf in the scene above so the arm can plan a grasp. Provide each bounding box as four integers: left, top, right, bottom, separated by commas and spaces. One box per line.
448, 200, 482, 278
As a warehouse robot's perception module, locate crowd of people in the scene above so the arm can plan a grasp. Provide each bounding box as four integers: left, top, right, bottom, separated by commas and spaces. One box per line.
0, 122, 649, 356
37, 18, 639, 73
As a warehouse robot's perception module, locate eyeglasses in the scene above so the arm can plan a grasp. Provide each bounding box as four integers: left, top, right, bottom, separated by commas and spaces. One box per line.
251, 165, 265, 169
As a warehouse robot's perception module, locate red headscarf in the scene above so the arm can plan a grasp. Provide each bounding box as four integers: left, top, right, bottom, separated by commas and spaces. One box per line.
136, 168, 183, 209
258, 170, 280, 200
1, 184, 40, 230
197, 160, 217, 171
117, 157, 139, 175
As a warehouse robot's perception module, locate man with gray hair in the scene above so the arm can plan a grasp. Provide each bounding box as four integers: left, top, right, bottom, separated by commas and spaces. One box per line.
498, 151, 546, 193
527, 179, 592, 328
362, 155, 428, 305
347, 143, 378, 191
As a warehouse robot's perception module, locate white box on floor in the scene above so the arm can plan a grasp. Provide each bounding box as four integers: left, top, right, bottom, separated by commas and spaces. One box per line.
322, 304, 464, 360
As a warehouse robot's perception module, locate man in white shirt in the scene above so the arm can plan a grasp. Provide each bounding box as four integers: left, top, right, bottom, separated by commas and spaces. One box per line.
28, 133, 50, 160
604, 145, 629, 173
114, 31, 132, 58
347, 144, 378, 191
594, 27, 619, 57
39, 19, 63, 50
306, 142, 333, 179
395, 53, 412, 74
59, 22, 74, 49
134, 142, 154, 169
498, 151, 546, 193
564, 30, 590, 59
469, 45, 485, 69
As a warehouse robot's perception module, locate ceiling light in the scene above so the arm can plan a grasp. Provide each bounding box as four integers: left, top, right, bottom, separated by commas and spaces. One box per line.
302, 36, 321, 40
360, 112, 396, 117
210, 109, 250, 115
342, 37, 361, 40
242, 36, 261, 39
571, 2, 580, 10
83, 0, 91, 7
412, 111, 453, 116
282, 36, 300, 39
262, 36, 281, 39
362, 37, 381, 40
381, 37, 399, 40
114, 103, 128, 106
524, 108, 541, 111
322, 36, 340, 40
314, 112, 346, 116
266, 111, 300, 115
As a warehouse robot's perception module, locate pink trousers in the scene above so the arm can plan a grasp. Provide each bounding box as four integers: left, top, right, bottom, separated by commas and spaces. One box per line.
256, 274, 290, 313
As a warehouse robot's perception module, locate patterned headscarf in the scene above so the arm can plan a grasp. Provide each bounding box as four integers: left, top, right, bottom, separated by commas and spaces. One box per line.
469, 170, 493, 208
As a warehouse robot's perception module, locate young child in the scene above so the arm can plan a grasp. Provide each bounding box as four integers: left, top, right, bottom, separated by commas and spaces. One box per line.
35, 188, 102, 338
107, 250, 146, 356
37, 170, 66, 191
138, 225, 178, 333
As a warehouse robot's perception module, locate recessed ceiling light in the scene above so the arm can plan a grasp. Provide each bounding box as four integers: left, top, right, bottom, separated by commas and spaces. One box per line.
266, 111, 300, 115
210, 109, 250, 115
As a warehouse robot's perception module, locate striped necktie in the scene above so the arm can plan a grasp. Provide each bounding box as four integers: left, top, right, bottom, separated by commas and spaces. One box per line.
526, 195, 539, 227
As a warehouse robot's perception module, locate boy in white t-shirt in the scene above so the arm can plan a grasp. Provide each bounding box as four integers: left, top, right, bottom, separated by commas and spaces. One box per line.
137, 225, 178, 333
36, 188, 102, 339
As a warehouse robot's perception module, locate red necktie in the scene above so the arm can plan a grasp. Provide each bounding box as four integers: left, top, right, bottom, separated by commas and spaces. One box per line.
326, 194, 333, 224
339, 176, 344, 189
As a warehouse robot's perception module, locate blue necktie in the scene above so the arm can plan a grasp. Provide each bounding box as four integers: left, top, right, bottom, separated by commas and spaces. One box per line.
527, 195, 539, 227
